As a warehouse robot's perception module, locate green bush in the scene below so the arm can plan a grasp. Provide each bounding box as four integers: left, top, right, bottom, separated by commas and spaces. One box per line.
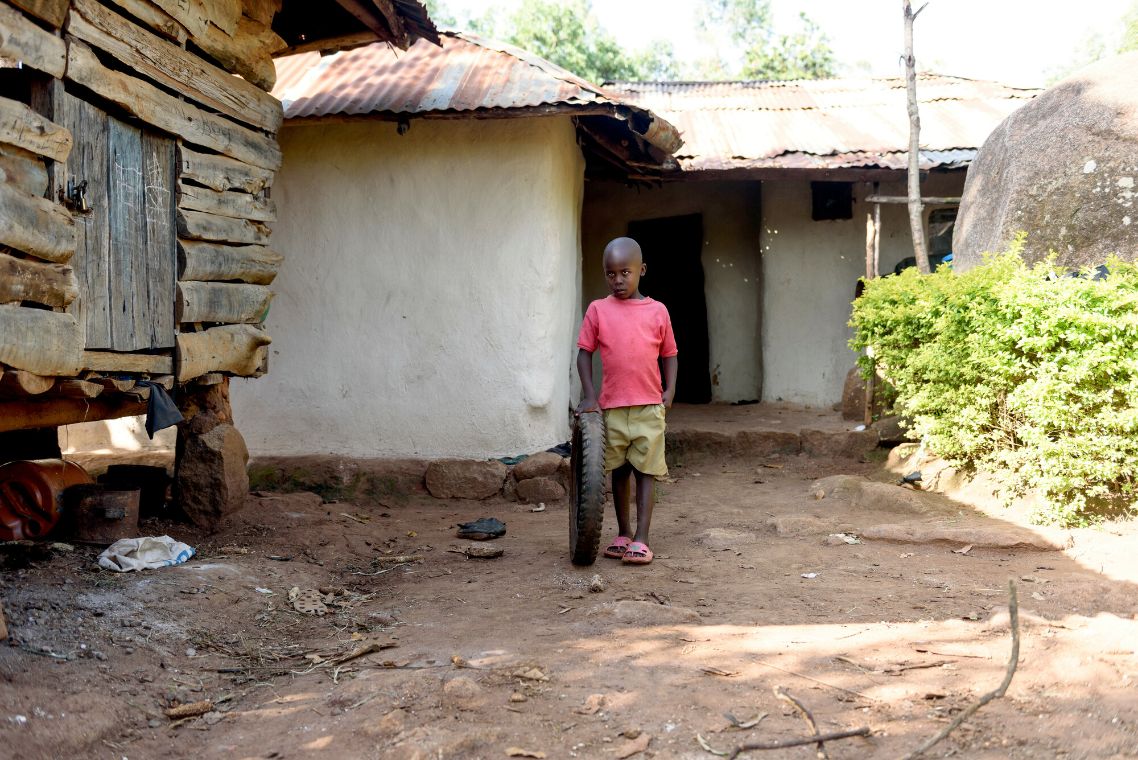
850, 238, 1138, 526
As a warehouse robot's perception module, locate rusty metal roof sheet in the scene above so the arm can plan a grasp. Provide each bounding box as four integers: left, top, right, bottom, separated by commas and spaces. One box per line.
276, 31, 641, 118
605, 76, 1039, 172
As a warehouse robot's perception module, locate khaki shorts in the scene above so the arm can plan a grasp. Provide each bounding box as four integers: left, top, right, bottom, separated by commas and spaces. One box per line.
603, 404, 668, 477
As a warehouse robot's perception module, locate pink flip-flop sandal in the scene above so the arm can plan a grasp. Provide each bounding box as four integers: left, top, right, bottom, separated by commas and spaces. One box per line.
603, 536, 633, 559
622, 542, 653, 565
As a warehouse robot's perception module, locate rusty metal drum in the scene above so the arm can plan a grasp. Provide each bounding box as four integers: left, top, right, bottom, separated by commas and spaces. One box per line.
0, 459, 93, 541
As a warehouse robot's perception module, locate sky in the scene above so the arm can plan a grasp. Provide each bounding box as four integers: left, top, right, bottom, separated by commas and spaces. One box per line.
441, 0, 1134, 87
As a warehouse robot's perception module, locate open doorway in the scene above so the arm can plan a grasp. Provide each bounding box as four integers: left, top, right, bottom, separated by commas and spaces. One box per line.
628, 214, 712, 403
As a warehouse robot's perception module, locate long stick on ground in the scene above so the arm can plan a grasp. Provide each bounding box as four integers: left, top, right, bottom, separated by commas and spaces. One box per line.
775, 686, 828, 759
901, 580, 1021, 759
902, 0, 932, 274
725, 728, 872, 759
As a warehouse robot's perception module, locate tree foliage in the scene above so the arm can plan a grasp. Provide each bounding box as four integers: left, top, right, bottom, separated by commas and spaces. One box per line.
447, 0, 676, 83
851, 240, 1138, 527
701, 0, 836, 80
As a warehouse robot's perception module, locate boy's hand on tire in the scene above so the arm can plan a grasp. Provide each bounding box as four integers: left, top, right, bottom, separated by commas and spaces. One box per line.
575, 398, 599, 416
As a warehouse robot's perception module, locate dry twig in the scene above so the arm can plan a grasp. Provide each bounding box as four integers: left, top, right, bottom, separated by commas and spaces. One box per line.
900, 580, 1021, 759
717, 728, 872, 759
775, 686, 828, 759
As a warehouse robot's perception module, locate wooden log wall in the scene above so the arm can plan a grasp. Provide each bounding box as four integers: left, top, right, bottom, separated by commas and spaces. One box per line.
0, 0, 282, 427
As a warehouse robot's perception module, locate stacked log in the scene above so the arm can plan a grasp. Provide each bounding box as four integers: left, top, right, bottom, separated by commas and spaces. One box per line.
0, 0, 285, 409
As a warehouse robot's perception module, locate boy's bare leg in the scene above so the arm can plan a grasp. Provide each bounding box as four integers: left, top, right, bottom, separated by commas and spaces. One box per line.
632, 468, 654, 545
611, 463, 634, 537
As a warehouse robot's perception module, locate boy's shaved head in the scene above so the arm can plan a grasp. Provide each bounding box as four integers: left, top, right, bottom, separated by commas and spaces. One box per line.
602, 237, 646, 300
603, 237, 643, 264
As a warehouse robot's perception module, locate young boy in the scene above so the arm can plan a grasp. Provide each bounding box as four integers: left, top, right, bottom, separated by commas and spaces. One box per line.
575, 237, 678, 565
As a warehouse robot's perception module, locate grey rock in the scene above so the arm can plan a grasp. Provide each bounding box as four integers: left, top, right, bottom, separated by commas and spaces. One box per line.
425, 460, 507, 499
513, 452, 564, 481
955, 52, 1138, 271
516, 476, 566, 503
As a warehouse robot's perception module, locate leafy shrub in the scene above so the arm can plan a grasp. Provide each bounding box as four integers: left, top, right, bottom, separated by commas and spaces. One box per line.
850, 237, 1138, 526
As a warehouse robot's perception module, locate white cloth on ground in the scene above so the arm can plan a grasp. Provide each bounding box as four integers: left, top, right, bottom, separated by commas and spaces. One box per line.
98, 535, 196, 572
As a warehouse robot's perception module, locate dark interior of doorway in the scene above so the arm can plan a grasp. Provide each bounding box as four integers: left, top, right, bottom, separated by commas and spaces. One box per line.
628, 214, 712, 404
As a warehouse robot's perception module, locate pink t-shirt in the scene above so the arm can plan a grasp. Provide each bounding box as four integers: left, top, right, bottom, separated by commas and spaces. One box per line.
577, 296, 678, 409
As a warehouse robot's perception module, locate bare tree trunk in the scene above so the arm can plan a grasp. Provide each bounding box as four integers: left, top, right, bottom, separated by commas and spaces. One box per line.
903, 0, 931, 274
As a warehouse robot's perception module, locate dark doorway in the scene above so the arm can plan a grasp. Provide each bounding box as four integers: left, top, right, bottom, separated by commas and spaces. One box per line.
628, 214, 712, 404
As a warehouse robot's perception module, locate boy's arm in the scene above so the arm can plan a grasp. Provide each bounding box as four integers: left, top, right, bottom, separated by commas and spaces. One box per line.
661, 355, 678, 408
575, 349, 599, 416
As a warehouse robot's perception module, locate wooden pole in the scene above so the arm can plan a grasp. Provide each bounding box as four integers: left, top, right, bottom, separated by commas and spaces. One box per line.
874, 201, 881, 279
902, 0, 931, 274
863, 183, 881, 427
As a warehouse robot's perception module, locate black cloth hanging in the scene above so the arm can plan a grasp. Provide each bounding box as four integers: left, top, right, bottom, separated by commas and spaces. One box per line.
133, 380, 184, 439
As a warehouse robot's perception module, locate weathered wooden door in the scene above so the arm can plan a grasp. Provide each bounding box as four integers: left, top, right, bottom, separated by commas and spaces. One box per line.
48, 88, 176, 351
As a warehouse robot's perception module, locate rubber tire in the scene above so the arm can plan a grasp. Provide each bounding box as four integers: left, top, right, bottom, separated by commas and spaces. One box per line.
569, 411, 607, 566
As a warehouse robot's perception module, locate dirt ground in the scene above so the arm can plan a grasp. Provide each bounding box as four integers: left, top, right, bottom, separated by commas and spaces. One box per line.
2, 446, 1138, 760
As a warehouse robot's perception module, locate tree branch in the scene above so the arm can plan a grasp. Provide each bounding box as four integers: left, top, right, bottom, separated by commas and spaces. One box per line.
901, 580, 1021, 759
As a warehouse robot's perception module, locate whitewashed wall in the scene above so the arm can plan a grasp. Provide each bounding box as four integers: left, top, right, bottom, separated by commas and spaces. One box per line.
232, 117, 584, 458
761, 173, 965, 405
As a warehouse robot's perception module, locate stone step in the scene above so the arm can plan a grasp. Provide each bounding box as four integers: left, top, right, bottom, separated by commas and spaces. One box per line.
667, 427, 878, 461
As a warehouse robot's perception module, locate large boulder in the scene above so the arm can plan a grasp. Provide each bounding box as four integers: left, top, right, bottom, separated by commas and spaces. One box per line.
954, 53, 1138, 271
176, 423, 249, 530
425, 459, 507, 499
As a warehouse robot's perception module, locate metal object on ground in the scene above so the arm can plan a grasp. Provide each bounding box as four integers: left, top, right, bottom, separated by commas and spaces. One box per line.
569, 411, 607, 566
65, 484, 140, 546
0, 459, 93, 541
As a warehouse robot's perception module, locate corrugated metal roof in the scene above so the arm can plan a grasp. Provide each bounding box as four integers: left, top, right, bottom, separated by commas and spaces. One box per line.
605, 76, 1039, 172
276, 31, 637, 118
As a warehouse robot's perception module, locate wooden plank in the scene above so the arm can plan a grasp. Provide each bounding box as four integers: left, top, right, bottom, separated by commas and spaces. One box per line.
49, 86, 113, 348
176, 145, 272, 193
65, 41, 281, 170
0, 251, 78, 308
105, 0, 188, 43
108, 117, 147, 351
68, 0, 282, 133
175, 323, 269, 381
177, 208, 269, 245
191, 370, 224, 385
0, 2, 67, 76
142, 130, 176, 348
866, 195, 960, 205
242, 0, 280, 25
0, 144, 48, 197
0, 395, 148, 434
0, 95, 72, 162
54, 378, 103, 398
0, 180, 76, 263
177, 181, 275, 222
0, 370, 55, 396
8, 0, 69, 28
91, 374, 138, 392
80, 350, 173, 373
150, 0, 240, 38
177, 281, 271, 323
177, 239, 280, 284
0, 303, 83, 375
189, 14, 283, 91
149, 0, 283, 89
